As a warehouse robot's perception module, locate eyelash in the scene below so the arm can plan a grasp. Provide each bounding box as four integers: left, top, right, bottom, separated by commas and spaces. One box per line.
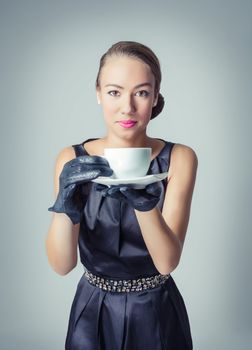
136, 90, 150, 97
107, 90, 150, 97
107, 90, 119, 97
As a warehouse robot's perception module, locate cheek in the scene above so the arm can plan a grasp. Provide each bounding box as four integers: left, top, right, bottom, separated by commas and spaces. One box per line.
104, 105, 113, 112
138, 102, 153, 119
102, 103, 118, 120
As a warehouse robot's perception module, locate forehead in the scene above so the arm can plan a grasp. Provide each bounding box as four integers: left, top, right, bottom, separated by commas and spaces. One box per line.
99, 55, 154, 87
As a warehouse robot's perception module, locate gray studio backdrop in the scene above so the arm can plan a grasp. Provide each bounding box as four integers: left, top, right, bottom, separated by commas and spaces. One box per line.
1, 1, 251, 349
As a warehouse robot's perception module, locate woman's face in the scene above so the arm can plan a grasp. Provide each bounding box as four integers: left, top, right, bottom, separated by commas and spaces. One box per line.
96, 55, 158, 140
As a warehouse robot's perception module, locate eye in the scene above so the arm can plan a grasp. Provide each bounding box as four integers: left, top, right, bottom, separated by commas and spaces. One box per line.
108, 90, 120, 97
135, 90, 150, 97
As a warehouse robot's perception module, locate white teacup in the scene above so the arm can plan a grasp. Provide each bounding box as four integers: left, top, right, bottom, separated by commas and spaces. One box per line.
104, 147, 151, 179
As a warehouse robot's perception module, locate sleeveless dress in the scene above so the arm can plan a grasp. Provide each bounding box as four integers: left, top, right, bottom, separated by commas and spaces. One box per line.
65, 138, 193, 350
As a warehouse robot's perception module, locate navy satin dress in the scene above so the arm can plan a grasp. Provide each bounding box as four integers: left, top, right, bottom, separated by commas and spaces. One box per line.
65, 138, 193, 350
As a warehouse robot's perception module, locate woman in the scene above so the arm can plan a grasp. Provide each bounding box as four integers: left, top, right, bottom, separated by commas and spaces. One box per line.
46, 41, 198, 350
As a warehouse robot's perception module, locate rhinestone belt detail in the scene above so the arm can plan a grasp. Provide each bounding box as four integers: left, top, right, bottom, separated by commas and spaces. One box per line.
83, 267, 170, 293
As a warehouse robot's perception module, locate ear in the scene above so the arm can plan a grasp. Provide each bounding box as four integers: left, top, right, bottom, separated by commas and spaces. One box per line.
153, 93, 159, 107
96, 89, 101, 105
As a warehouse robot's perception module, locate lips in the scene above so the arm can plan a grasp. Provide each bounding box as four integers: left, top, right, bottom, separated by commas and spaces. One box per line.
118, 119, 137, 128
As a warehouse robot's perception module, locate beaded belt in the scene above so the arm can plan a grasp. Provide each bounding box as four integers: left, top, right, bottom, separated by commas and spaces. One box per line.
83, 267, 170, 293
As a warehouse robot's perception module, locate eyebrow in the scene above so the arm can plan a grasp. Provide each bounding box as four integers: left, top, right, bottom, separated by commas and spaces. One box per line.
104, 82, 153, 89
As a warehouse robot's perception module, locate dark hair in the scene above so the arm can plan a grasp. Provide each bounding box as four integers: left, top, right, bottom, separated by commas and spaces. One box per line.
96, 41, 164, 120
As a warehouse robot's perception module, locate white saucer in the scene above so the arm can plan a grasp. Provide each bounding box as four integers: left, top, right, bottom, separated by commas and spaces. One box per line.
92, 172, 168, 189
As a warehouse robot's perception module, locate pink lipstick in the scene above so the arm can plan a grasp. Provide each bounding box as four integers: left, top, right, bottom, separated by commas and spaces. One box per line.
118, 119, 137, 128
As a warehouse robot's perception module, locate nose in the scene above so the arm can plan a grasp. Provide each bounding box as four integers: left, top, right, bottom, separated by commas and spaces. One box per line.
121, 95, 136, 115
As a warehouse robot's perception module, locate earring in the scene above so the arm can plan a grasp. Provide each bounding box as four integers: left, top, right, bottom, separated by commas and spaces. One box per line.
98, 100, 101, 105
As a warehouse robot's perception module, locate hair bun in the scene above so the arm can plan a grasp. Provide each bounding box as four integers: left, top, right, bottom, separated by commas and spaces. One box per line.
151, 93, 164, 119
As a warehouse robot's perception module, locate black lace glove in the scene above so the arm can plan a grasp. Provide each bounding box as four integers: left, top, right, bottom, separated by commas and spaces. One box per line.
95, 181, 162, 212
48, 155, 113, 224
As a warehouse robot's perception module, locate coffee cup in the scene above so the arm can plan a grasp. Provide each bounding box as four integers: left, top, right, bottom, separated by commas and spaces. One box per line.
103, 147, 151, 179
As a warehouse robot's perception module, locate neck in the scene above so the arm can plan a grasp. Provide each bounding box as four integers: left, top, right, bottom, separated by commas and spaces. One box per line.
102, 132, 152, 148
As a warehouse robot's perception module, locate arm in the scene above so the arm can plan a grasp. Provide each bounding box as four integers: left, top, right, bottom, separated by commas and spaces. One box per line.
135, 144, 198, 275
45, 147, 79, 276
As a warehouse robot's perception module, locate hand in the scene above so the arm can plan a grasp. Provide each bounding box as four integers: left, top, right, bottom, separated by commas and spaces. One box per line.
48, 155, 113, 224
95, 181, 162, 212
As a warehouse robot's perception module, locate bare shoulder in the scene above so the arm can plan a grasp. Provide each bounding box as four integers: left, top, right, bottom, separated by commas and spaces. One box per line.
55, 146, 76, 167
169, 143, 198, 179
53, 146, 76, 195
